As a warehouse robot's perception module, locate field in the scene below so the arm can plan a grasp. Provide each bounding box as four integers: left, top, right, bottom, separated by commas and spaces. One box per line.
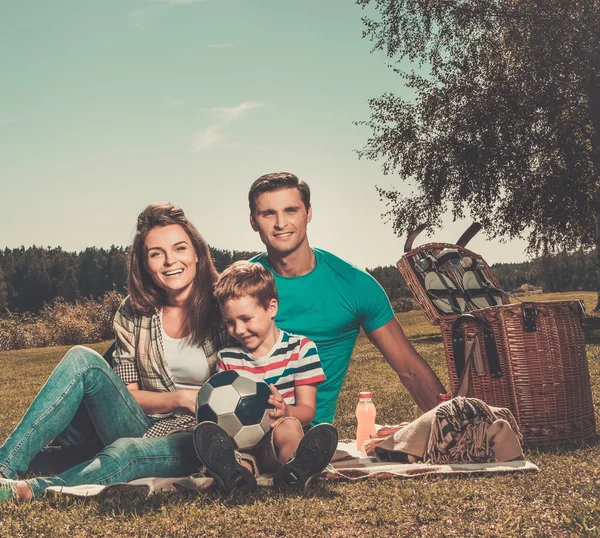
0, 292, 599, 537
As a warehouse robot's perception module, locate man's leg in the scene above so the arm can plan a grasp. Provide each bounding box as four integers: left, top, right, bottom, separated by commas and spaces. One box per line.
0, 346, 151, 479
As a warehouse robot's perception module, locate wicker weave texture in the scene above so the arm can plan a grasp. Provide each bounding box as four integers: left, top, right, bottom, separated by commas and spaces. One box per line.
440, 301, 596, 446
398, 242, 509, 325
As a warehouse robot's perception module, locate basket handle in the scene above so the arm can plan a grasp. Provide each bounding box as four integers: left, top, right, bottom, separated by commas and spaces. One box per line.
403, 223, 430, 253
456, 222, 482, 248
452, 314, 502, 397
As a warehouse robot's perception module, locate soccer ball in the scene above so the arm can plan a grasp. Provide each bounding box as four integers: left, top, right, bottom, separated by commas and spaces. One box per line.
196, 370, 275, 450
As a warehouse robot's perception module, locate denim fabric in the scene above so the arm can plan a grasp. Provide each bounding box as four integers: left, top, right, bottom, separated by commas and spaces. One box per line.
0, 346, 154, 481
0, 346, 201, 498
26, 432, 199, 498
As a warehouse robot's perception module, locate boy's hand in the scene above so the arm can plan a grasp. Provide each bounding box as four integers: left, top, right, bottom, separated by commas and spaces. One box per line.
268, 384, 291, 424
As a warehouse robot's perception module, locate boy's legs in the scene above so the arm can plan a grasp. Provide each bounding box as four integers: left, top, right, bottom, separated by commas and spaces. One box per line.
251, 417, 304, 474
271, 418, 304, 465
272, 423, 338, 489
0, 345, 152, 480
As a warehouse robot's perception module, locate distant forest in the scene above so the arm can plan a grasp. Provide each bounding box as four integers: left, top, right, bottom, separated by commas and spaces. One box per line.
0, 246, 258, 314
368, 249, 597, 300
0, 246, 596, 314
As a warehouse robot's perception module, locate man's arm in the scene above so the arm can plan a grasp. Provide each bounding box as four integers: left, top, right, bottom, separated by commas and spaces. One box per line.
367, 317, 446, 412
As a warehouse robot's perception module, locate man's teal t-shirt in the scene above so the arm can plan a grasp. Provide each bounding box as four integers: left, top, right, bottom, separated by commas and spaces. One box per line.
252, 249, 394, 424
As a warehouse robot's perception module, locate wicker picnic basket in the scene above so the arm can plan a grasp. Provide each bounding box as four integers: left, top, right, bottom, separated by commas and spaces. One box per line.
397, 241, 510, 325
397, 223, 596, 446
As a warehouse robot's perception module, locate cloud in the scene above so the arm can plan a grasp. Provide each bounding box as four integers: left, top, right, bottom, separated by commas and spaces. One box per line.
129, 8, 163, 30
191, 101, 263, 152
166, 97, 184, 107
208, 40, 243, 49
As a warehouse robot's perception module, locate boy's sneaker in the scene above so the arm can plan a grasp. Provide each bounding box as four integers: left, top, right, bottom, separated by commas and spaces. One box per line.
273, 423, 338, 490
193, 421, 257, 494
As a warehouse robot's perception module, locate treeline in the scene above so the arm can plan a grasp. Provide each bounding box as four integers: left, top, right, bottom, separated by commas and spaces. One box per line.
0, 246, 258, 314
0, 246, 596, 314
367, 249, 598, 300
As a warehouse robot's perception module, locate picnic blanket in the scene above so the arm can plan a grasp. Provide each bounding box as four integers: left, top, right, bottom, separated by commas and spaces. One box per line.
45, 441, 537, 499
46, 398, 537, 499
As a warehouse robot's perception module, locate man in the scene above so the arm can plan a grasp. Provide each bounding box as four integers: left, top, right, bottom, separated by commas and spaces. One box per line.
249, 172, 446, 424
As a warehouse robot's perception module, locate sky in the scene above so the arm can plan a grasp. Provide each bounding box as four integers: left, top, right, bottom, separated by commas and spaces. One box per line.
1, 0, 530, 270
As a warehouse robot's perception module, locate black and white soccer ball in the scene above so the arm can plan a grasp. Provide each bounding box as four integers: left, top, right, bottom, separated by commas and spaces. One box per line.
196, 370, 275, 450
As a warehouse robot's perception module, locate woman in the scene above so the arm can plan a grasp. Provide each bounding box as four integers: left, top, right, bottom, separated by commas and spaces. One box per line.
0, 203, 225, 502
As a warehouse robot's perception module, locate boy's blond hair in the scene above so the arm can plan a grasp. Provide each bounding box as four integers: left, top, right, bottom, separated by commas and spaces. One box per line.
214, 261, 278, 309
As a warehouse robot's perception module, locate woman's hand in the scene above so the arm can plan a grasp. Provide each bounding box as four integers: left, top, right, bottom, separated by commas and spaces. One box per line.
176, 389, 200, 414
127, 383, 199, 415
268, 384, 291, 423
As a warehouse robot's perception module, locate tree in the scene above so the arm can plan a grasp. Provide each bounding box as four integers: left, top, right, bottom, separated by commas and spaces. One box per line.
0, 266, 8, 313
356, 0, 600, 307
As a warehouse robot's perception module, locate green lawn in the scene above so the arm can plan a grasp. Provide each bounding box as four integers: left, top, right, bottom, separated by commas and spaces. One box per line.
1, 292, 599, 537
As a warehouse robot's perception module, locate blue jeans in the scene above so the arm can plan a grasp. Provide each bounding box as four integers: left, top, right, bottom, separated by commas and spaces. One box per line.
0, 346, 200, 498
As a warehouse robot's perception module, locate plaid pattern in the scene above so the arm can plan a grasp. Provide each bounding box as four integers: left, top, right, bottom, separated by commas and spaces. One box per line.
112, 296, 227, 438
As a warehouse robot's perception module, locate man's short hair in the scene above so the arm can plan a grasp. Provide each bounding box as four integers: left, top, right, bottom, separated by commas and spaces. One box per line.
214, 261, 278, 309
248, 172, 311, 216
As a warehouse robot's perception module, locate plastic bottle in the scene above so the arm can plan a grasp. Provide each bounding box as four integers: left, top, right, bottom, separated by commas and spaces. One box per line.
355, 391, 377, 453
437, 393, 451, 405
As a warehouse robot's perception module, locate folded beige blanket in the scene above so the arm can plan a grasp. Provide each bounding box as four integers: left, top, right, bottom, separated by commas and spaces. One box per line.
374, 397, 523, 464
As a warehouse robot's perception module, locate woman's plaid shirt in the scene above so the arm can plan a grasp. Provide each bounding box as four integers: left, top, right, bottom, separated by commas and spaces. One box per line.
112, 296, 226, 438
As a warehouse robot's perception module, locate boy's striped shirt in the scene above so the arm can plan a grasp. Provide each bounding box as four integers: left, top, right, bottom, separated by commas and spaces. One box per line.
217, 330, 326, 404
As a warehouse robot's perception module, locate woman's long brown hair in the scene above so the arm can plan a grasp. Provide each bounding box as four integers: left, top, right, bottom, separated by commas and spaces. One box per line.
128, 203, 221, 346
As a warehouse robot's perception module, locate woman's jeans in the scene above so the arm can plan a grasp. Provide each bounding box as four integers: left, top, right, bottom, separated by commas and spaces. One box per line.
0, 346, 199, 498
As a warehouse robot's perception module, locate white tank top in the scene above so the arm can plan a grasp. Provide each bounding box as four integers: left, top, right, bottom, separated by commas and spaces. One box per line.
160, 310, 211, 390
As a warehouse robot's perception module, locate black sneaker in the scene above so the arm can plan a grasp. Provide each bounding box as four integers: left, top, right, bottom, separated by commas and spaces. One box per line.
193, 421, 257, 494
273, 423, 338, 490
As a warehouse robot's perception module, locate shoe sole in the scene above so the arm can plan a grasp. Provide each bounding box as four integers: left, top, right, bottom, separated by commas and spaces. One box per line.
273, 424, 338, 490
193, 422, 256, 494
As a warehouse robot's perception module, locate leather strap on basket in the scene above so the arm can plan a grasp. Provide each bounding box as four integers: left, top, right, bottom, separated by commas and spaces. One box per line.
427, 287, 464, 314
463, 280, 503, 308
452, 314, 502, 397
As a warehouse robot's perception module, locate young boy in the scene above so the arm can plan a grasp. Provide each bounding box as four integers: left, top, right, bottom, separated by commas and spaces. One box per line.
193, 261, 338, 493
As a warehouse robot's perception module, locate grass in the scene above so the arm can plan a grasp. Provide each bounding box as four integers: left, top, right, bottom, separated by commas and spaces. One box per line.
0, 292, 599, 537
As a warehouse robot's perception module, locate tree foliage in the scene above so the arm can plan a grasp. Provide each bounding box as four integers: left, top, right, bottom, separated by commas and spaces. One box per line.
357, 0, 600, 257
0, 246, 259, 314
